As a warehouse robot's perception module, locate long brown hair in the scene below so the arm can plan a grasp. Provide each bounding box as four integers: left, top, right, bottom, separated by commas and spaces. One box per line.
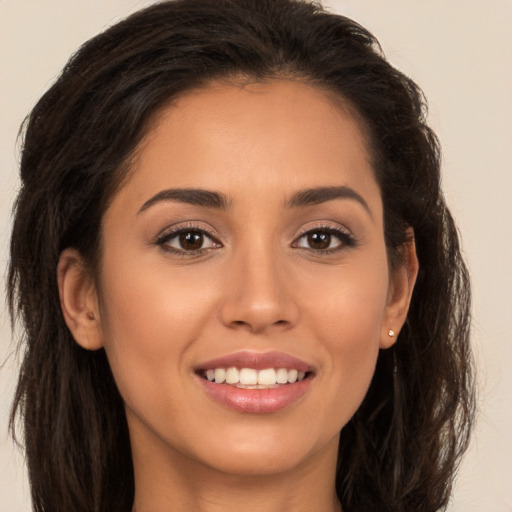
8, 1, 475, 510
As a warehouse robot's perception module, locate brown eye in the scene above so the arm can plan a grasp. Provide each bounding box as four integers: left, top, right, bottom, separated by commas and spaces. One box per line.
306, 232, 331, 250
294, 227, 352, 252
179, 231, 204, 251
159, 228, 220, 253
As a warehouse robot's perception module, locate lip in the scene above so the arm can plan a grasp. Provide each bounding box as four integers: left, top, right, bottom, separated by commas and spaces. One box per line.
196, 350, 312, 373
195, 351, 314, 414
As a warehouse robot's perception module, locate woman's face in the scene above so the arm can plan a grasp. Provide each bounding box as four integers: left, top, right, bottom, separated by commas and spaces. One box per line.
83, 81, 409, 478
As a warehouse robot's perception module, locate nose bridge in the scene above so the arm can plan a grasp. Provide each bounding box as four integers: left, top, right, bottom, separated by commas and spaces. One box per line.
219, 235, 297, 333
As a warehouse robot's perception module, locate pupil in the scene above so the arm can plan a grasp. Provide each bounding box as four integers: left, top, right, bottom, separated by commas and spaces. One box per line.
308, 232, 330, 250
179, 231, 203, 250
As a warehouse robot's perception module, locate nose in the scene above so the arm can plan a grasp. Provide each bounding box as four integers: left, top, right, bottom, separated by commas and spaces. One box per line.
219, 246, 299, 334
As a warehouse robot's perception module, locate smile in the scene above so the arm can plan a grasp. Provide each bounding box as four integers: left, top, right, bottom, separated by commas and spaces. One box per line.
195, 351, 314, 413
200, 367, 307, 388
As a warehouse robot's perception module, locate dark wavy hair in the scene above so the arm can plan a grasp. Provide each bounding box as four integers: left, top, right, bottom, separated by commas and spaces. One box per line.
8, 0, 475, 511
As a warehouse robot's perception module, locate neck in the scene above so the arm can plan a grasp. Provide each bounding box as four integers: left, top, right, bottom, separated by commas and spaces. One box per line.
130, 426, 342, 512
132, 473, 341, 512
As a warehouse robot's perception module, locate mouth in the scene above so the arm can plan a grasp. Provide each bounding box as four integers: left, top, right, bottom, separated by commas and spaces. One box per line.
197, 366, 310, 389
195, 351, 315, 413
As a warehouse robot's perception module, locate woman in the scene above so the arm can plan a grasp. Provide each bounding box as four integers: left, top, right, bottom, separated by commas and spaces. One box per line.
8, 0, 475, 511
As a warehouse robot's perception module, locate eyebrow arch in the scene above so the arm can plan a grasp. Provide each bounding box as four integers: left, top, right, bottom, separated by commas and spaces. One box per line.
138, 188, 230, 213
286, 186, 372, 218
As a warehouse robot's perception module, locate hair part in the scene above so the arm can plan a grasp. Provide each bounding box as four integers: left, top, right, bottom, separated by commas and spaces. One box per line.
9, 1, 475, 511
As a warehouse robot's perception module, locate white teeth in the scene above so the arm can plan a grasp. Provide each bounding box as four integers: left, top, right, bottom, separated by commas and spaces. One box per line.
288, 369, 298, 383
226, 367, 239, 384
239, 368, 258, 385
214, 368, 226, 383
204, 367, 308, 386
258, 368, 276, 385
276, 368, 288, 384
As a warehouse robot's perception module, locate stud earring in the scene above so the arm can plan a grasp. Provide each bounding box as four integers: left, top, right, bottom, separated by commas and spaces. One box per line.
388, 329, 395, 337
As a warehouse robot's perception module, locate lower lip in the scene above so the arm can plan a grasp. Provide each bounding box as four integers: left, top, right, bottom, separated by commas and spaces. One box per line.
197, 375, 313, 413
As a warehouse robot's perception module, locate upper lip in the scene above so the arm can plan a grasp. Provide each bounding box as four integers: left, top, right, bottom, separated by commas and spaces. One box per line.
195, 350, 313, 373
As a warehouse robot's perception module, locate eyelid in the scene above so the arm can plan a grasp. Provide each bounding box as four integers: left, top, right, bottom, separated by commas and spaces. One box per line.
291, 222, 357, 252
153, 222, 223, 254
151, 220, 357, 256
294, 221, 353, 238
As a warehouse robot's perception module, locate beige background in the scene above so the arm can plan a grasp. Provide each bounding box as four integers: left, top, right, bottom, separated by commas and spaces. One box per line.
1, 0, 511, 510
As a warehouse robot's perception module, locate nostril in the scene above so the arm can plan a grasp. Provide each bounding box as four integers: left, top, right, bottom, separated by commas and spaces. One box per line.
228, 318, 289, 331
220, 293, 299, 333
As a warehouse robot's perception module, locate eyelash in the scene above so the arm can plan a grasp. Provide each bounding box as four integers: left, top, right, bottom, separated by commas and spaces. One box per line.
292, 224, 357, 254
154, 223, 222, 256
154, 223, 357, 256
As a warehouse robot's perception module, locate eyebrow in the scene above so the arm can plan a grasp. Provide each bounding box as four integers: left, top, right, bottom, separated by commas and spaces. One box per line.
286, 186, 372, 217
138, 188, 230, 213
138, 185, 372, 217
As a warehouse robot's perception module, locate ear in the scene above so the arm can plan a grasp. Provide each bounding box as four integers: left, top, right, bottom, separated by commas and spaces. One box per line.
57, 248, 103, 350
380, 228, 419, 349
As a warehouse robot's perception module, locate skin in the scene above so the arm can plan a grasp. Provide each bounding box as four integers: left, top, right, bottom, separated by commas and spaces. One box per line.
58, 80, 418, 512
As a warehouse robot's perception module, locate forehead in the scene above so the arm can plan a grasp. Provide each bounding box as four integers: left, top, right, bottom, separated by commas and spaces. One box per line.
113, 80, 381, 214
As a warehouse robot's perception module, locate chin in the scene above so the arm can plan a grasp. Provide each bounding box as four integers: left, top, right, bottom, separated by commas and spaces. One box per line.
191, 425, 340, 477
204, 448, 313, 477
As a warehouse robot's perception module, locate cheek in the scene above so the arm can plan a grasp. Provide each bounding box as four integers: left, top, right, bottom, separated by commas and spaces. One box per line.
96, 257, 218, 406
304, 251, 389, 345
301, 259, 389, 420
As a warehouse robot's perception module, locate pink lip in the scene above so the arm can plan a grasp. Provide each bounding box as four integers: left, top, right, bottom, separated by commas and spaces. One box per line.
198, 377, 312, 413
196, 350, 312, 372
195, 351, 314, 414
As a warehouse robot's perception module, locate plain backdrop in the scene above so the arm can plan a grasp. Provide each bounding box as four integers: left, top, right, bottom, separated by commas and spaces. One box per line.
1, 1, 511, 510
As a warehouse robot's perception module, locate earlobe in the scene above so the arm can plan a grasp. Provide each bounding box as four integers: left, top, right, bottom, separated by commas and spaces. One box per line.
57, 248, 103, 350
380, 229, 419, 349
